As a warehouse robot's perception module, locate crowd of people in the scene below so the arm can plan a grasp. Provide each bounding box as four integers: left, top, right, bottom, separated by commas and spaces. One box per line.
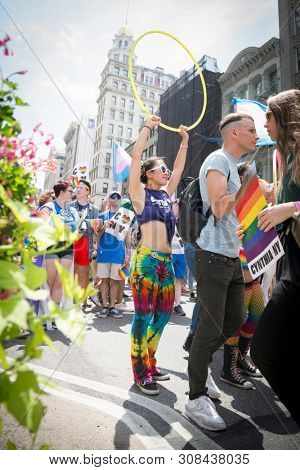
30, 89, 300, 433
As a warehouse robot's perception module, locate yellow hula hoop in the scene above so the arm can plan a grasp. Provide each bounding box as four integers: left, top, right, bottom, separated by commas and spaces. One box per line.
129, 30, 207, 132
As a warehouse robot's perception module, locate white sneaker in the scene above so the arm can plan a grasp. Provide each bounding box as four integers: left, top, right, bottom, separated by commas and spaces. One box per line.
115, 301, 132, 312
184, 366, 222, 400
185, 395, 226, 431
206, 367, 222, 400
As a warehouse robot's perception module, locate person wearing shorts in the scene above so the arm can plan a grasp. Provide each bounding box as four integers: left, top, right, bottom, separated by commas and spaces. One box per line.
172, 229, 187, 316
96, 191, 126, 319
40, 181, 79, 306
69, 180, 99, 307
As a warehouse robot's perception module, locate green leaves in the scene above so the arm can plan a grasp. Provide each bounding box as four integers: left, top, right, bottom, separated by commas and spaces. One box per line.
5, 369, 45, 434
0, 293, 31, 335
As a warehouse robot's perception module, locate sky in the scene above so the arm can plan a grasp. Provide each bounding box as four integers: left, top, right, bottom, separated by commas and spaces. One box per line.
0, 0, 279, 184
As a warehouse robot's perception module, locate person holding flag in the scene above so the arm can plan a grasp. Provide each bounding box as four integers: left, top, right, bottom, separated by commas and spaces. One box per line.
128, 115, 189, 395
249, 90, 300, 428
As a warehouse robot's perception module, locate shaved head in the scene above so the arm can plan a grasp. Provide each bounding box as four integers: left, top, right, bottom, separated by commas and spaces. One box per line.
219, 113, 254, 137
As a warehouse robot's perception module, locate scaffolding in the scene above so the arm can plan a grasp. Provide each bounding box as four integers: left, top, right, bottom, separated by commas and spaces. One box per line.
157, 56, 222, 193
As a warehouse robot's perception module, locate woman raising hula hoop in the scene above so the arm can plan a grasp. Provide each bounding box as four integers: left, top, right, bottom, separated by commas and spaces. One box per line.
129, 116, 189, 395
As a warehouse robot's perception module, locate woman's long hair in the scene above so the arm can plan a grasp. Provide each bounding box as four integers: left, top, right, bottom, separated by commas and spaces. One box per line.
268, 89, 300, 186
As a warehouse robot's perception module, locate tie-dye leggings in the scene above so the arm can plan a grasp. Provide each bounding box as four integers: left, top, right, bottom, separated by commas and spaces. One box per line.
130, 246, 175, 383
225, 279, 264, 346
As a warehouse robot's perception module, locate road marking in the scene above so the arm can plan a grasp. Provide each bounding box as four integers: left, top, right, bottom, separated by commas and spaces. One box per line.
29, 362, 221, 450
46, 385, 173, 450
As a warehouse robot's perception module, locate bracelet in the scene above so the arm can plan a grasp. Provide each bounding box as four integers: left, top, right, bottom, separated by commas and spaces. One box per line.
180, 145, 188, 150
294, 201, 300, 212
143, 125, 152, 131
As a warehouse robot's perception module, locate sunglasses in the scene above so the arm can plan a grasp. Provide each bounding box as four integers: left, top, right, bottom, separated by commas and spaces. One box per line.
150, 165, 171, 176
110, 194, 121, 200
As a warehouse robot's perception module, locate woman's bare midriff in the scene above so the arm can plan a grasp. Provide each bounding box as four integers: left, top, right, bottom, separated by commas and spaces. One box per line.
139, 220, 172, 254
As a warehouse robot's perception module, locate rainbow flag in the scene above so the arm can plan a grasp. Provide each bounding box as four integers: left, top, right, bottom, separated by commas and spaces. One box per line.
235, 163, 284, 279
112, 142, 131, 183
118, 264, 130, 281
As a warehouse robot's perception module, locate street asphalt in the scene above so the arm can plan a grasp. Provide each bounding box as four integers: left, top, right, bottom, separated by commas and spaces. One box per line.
1, 288, 300, 452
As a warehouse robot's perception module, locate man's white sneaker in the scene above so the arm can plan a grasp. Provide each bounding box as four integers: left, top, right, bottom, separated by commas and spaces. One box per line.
185, 395, 226, 431
206, 367, 222, 400
184, 366, 222, 400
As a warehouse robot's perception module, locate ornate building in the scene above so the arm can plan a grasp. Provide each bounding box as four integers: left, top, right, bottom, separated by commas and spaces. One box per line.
219, 38, 280, 181
90, 27, 176, 206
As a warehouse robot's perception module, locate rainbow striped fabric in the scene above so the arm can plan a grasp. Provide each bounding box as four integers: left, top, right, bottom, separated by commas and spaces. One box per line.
235, 163, 284, 279
119, 264, 130, 280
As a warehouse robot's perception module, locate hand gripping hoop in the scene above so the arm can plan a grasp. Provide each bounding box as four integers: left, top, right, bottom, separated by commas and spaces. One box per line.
129, 30, 207, 132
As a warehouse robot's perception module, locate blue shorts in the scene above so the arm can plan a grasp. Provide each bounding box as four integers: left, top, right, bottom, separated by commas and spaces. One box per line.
172, 254, 187, 280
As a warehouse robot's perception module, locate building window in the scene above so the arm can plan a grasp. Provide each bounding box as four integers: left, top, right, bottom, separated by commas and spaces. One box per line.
120, 98, 125, 108
112, 81, 118, 89
108, 124, 114, 134
103, 182, 108, 194
128, 113, 133, 124
114, 66, 120, 76
118, 126, 123, 137
149, 91, 154, 100
107, 138, 112, 148
111, 95, 116, 106
253, 80, 262, 97
118, 40, 122, 48
133, 72, 137, 80
121, 83, 127, 92
110, 109, 115, 119
296, 47, 300, 72
295, 6, 300, 33
142, 149, 147, 159
149, 106, 154, 114
114, 54, 120, 61
106, 153, 111, 163
127, 128, 132, 138
122, 69, 128, 78
123, 55, 129, 64
161, 80, 165, 88
124, 40, 128, 48
141, 89, 146, 98
119, 111, 125, 122
145, 76, 149, 84
129, 100, 134, 110
269, 70, 278, 93
104, 168, 110, 178
149, 145, 154, 157
139, 116, 144, 126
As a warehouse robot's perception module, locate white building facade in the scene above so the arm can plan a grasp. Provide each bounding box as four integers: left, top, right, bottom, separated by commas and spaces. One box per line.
62, 115, 95, 181
90, 27, 176, 206
44, 150, 65, 190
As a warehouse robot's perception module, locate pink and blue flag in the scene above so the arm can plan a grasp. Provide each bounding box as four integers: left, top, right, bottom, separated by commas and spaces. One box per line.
112, 142, 131, 183
233, 97, 275, 147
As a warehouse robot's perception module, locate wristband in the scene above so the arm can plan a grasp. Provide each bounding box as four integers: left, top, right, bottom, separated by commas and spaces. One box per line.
180, 145, 188, 150
143, 125, 152, 131
294, 201, 300, 212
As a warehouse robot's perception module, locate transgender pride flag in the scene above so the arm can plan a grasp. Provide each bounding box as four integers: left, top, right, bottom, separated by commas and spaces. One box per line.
233, 97, 275, 147
112, 141, 131, 183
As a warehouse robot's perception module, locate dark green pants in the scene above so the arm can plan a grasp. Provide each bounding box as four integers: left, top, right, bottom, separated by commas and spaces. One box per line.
188, 248, 244, 400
